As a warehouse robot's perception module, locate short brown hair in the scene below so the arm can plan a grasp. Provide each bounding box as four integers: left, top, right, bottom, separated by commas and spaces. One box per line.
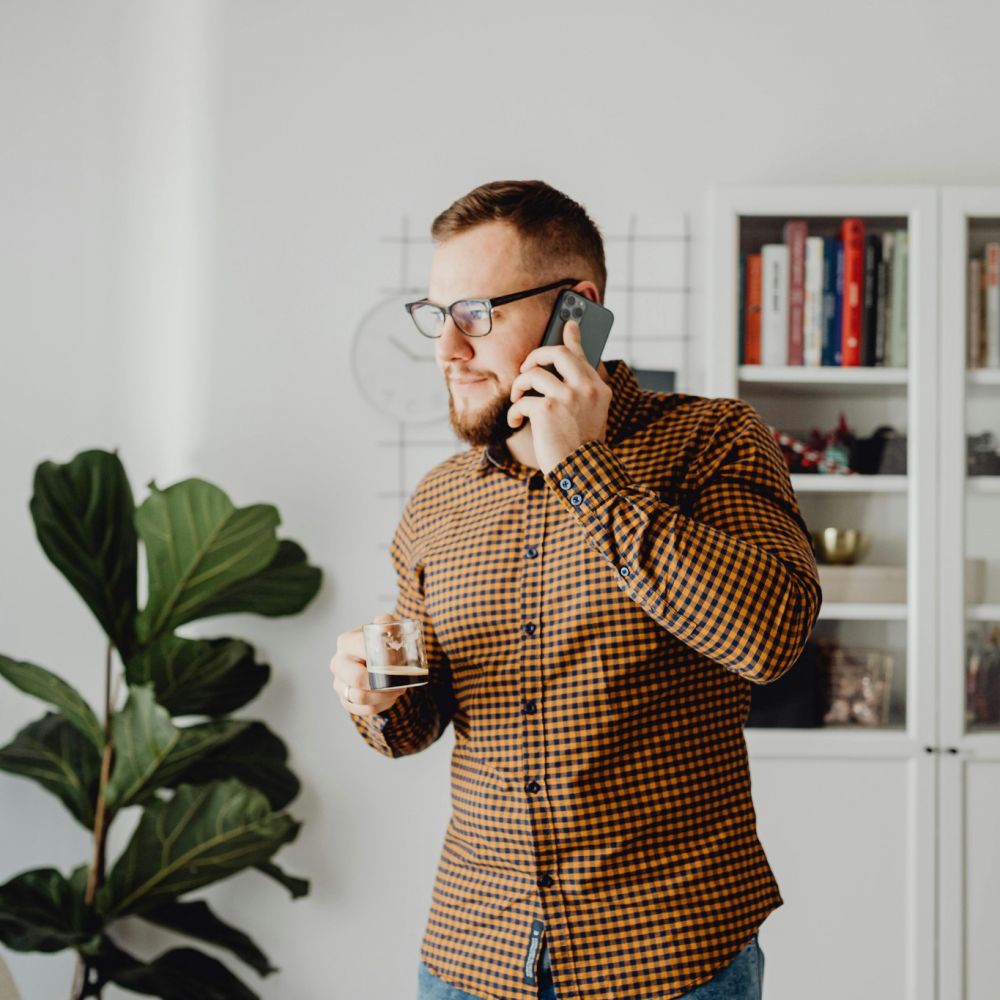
430, 180, 607, 300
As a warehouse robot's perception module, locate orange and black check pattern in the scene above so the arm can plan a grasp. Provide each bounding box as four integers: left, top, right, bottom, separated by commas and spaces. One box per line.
351, 360, 822, 1000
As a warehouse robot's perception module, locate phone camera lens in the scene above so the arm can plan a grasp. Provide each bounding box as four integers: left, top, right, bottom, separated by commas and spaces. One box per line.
572, 306, 584, 318
564, 295, 576, 306
559, 309, 571, 321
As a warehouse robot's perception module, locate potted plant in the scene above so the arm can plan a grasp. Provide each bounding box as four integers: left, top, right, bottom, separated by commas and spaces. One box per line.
0, 448, 321, 999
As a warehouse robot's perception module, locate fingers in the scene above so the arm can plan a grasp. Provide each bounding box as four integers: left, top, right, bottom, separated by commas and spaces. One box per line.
518, 321, 590, 382
510, 365, 571, 406
331, 614, 406, 716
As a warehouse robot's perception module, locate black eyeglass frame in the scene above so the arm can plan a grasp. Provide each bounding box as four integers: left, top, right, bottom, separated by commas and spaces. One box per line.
403, 277, 581, 338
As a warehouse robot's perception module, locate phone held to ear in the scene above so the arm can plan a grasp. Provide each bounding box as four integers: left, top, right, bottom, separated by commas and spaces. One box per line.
522, 290, 615, 398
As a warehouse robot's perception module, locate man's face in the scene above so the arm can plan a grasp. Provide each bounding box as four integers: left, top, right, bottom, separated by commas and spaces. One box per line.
427, 221, 556, 448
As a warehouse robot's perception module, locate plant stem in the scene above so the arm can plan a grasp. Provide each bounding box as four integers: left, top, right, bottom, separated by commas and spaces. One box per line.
75, 642, 117, 999
85, 641, 115, 904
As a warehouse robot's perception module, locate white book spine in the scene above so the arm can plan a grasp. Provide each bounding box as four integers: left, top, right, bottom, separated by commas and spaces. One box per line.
761, 244, 789, 367
803, 237, 824, 366
987, 243, 1000, 368
890, 229, 908, 368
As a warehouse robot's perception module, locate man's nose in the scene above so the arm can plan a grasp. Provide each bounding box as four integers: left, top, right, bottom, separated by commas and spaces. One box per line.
436, 314, 474, 364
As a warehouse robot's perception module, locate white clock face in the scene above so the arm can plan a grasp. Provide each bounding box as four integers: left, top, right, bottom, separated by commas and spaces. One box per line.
351, 294, 450, 423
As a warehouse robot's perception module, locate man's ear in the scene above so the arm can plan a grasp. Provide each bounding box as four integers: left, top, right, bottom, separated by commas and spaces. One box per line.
573, 280, 601, 305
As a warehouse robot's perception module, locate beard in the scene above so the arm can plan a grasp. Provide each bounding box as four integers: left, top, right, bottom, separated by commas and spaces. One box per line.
447, 377, 518, 449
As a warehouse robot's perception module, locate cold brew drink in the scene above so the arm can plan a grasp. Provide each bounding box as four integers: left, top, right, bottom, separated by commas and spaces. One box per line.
362, 618, 429, 690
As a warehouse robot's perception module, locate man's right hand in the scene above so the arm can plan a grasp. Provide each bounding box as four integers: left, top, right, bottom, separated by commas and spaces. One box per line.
330, 612, 411, 717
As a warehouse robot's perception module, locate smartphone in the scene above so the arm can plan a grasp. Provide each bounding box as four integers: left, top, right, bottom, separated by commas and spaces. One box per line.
523, 290, 615, 397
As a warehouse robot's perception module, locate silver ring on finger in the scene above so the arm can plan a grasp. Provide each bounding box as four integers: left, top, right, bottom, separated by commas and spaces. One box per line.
345, 683, 353, 705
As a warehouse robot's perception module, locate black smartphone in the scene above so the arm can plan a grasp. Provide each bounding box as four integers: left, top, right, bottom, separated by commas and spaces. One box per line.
523, 290, 614, 396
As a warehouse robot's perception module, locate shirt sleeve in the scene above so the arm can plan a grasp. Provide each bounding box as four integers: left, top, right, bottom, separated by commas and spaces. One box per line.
543, 398, 822, 683
349, 490, 457, 757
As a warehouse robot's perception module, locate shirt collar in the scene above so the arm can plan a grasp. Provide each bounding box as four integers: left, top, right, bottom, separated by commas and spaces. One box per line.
469, 359, 642, 479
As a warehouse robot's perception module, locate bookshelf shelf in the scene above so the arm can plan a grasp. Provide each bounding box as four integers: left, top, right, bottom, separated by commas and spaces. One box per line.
967, 604, 1000, 622
791, 474, 907, 493
817, 602, 908, 621
967, 476, 1000, 494
967, 368, 1000, 387
739, 365, 909, 387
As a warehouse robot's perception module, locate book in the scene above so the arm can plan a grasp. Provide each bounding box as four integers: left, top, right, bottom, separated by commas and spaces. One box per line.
840, 218, 865, 366
803, 236, 825, 366
784, 220, 808, 365
862, 233, 882, 366
987, 243, 1000, 367
880, 231, 895, 366
889, 229, 908, 367
761, 244, 790, 366
968, 258, 984, 368
823, 238, 844, 366
744, 253, 763, 365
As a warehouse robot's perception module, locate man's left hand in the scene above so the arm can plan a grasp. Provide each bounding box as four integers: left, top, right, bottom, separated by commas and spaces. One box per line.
508, 321, 613, 475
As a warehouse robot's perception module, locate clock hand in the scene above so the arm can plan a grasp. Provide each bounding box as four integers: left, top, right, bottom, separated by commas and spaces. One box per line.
390, 336, 437, 363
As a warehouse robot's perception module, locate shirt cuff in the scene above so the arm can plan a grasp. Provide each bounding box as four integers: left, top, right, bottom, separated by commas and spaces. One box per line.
545, 439, 652, 515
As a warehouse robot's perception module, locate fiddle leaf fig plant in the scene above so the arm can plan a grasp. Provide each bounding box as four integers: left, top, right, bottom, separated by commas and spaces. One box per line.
0, 448, 322, 999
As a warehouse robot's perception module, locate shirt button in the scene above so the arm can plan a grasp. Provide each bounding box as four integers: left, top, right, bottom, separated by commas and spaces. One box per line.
525, 545, 538, 559
538, 873, 555, 888
620, 566, 630, 577
521, 699, 537, 714
526, 780, 541, 794
559, 477, 573, 491
521, 622, 536, 636
570, 494, 584, 507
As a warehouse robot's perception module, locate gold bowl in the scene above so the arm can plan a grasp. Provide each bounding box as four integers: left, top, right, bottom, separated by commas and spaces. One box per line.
811, 528, 871, 565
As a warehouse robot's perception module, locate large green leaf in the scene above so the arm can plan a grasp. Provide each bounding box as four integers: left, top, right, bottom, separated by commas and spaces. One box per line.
97, 779, 300, 918
29, 449, 139, 658
175, 721, 299, 810
100, 939, 258, 999
253, 861, 309, 899
0, 654, 103, 751
0, 712, 100, 828
196, 539, 322, 619
105, 686, 249, 812
104, 685, 178, 813
124, 634, 270, 717
0, 866, 96, 952
140, 899, 276, 976
134, 479, 280, 643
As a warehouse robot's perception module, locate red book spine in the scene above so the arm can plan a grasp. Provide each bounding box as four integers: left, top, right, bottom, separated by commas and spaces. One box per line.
745, 253, 762, 364
840, 218, 865, 366
784, 220, 808, 365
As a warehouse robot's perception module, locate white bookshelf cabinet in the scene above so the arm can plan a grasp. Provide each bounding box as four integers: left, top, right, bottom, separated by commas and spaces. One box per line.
937, 187, 1000, 1000
707, 186, 940, 1000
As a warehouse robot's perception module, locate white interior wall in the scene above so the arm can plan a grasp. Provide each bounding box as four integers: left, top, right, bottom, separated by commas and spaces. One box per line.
2, 1, 999, 997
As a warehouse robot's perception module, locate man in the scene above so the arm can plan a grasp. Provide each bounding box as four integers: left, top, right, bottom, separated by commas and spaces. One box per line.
331, 180, 822, 1000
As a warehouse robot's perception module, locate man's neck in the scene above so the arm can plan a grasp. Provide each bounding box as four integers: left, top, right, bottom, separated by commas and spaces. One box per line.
505, 361, 613, 470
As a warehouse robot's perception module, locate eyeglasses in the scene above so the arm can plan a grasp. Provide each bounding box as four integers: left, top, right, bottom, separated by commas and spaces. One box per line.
404, 277, 579, 339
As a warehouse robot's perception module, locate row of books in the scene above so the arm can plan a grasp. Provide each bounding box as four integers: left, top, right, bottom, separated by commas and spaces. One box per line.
967, 244, 1000, 368
739, 219, 909, 367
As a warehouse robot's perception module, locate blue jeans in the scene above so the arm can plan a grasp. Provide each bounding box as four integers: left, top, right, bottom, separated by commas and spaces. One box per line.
417, 933, 765, 999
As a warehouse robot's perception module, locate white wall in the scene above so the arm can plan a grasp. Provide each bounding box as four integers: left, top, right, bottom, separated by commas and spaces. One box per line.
2, 1, 999, 998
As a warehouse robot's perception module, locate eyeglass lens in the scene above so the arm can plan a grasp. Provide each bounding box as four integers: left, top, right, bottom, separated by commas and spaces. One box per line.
410, 299, 491, 338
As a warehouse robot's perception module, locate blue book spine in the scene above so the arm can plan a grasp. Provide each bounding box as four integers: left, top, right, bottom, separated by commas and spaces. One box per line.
821, 238, 842, 366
